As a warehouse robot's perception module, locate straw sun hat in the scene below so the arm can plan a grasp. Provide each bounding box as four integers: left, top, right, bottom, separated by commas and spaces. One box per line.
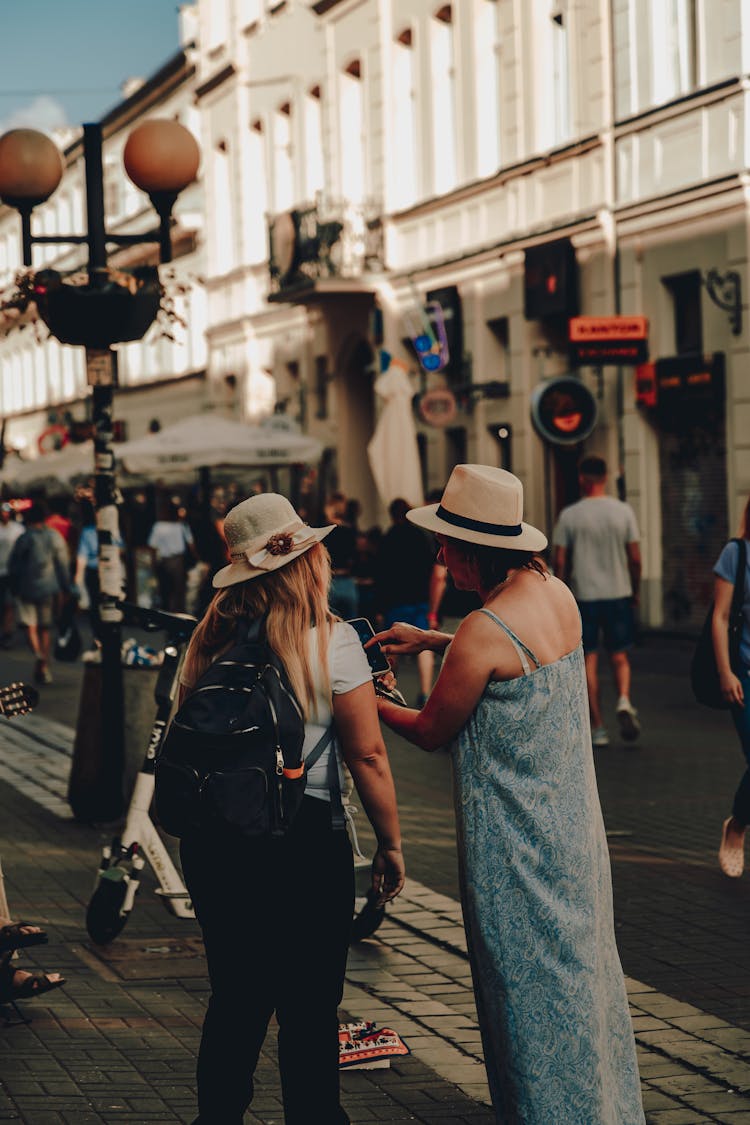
212, 493, 334, 588
407, 464, 547, 553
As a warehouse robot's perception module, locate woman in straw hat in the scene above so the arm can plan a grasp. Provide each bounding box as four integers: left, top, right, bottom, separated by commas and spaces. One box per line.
372, 465, 644, 1125
178, 493, 404, 1125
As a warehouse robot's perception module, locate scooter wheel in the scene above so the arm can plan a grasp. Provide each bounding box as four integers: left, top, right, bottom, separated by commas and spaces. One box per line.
350, 890, 386, 943
86, 878, 129, 944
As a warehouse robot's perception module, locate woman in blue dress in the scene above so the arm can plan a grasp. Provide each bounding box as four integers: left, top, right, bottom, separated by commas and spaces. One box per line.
373, 464, 644, 1125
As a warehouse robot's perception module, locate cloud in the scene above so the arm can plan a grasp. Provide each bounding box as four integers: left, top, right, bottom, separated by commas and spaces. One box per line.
1, 95, 69, 136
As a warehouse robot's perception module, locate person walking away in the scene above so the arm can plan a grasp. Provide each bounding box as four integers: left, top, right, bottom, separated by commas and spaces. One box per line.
375, 498, 436, 707
713, 493, 750, 877
7, 501, 72, 684
553, 455, 642, 747
148, 500, 197, 613
372, 464, 645, 1125
324, 491, 358, 619
177, 493, 404, 1124
0, 504, 22, 647
74, 498, 103, 639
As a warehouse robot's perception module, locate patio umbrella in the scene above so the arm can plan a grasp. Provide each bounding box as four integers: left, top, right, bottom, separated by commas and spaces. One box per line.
117, 414, 322, 478
1, 441, 96, 494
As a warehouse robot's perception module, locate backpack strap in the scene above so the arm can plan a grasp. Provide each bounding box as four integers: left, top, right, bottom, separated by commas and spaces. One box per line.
302, 725, 346, 831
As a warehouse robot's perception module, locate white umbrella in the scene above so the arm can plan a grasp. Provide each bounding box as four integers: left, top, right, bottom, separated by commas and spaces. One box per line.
117, 413, 322, 477
1, 441, 96, 494
367, 358, 424, 508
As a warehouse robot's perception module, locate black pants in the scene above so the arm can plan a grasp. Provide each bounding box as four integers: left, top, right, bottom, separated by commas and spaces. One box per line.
180, 797, 354, 1125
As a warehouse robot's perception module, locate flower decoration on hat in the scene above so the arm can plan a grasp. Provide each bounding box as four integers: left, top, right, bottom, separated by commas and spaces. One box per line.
266, 532, 295, 556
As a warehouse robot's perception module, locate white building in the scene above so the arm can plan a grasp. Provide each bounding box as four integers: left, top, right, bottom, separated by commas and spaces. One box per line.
193, 0, 750, 632
0, 29, 207, 475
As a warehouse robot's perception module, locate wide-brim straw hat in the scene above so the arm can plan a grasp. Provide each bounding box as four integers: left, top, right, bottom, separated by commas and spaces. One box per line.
213, 493, 335, 588
407, 464, 548, 552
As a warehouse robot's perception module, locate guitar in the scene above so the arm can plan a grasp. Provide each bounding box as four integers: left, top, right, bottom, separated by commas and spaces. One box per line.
0, 683, 39, 718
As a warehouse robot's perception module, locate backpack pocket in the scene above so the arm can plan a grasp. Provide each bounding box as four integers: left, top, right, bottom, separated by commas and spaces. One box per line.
205, 767, 271, 836
154, 759, 203, 838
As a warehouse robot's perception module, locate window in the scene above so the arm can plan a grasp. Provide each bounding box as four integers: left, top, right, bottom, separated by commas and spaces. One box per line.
207, 0, 229, 50
248, 119, 269, 262
305, 87, 325, 200
213, 140, 234, 275
664, 271, 703, 355
475, 0, 501, 177
650, 0, 697, 104
550, 5, 570, 144
431, 6, 457, 193
273, 102, 294, 212
535, 0, 571, 149
392, 29, 418, 208
340, 60, 365, 202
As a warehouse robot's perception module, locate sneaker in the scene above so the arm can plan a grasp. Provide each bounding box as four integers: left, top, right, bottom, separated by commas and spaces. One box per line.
592, 726, 610, 748
616, 696, 640, 742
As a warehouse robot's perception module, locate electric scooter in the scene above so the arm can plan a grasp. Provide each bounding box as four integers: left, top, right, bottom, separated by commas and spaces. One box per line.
85, 604, 198, 944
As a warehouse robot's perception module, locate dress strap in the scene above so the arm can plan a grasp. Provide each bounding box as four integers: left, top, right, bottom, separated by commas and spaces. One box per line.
477, 608, 542, 675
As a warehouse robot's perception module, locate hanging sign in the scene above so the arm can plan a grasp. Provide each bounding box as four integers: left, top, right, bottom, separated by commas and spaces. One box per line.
530, 376, 598, 446
418, 387, 458, 427
569, 315, 649, 366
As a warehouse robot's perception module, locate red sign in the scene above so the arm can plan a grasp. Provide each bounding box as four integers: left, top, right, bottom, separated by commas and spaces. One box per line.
635, 363, 657, 408
569, 316, 649, 342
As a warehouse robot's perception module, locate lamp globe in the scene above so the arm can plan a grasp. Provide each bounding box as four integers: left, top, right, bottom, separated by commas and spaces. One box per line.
123, 119, 200, 195
0, 129, 63, 206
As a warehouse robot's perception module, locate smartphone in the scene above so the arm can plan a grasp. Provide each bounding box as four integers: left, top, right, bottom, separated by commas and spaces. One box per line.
347, 617, 391, 678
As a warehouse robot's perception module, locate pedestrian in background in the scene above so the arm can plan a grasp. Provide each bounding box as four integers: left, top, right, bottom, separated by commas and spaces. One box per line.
373, 465, 644, 1125
713, 493, 750, 878
375, 497, 436, 706
323, 491, 358, 619
178, 493, 404, 1124
148, 500, 197, 613
0, 503, 22, 648
353, 525, 381, 623
74, 498, 102, 638
7, 501, 71, 684
553, 455, 642, 748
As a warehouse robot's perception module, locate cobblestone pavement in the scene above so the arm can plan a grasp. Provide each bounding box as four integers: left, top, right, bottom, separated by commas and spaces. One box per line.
2, 630, 750, 1122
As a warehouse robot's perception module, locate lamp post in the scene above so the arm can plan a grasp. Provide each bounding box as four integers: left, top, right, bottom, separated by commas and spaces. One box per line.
0, 119, 200, 820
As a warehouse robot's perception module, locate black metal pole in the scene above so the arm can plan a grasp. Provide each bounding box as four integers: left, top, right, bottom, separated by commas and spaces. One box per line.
83, 122, 125, 821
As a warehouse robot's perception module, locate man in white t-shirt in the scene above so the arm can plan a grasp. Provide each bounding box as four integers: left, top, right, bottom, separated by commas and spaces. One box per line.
553, 455, 642, 748
0, 504, 23, 647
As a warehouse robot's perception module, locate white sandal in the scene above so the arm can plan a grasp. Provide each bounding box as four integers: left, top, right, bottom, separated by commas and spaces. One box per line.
719, 817, 745, 878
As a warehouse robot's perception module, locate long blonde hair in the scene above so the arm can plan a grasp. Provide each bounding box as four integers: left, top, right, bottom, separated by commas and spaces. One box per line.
181, 542, 334, 717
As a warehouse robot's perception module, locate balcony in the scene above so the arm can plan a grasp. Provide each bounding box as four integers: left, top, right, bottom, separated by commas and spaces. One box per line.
268, 197, 384, 303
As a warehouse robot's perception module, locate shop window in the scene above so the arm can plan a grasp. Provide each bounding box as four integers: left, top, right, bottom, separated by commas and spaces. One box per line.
663, 270, 702, 355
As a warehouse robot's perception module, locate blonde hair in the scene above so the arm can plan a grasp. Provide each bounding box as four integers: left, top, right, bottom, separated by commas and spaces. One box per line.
181, 543, 334, 717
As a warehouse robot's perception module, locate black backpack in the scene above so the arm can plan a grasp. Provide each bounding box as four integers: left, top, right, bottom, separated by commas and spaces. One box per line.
155, 617, 340, 839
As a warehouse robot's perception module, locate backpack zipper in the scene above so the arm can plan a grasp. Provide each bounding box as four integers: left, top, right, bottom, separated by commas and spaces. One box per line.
264, 677, 285, 831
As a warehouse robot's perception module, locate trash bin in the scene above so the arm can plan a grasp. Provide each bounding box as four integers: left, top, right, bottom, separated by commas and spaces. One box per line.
68, 650, 170, 823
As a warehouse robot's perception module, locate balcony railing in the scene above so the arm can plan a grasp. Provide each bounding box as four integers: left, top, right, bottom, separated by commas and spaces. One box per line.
268, 197, 384, 294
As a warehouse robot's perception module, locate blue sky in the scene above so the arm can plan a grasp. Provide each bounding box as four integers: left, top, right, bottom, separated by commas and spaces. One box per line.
0, 1, 184, 134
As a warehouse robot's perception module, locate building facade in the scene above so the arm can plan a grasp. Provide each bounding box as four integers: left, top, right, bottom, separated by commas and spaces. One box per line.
193, 0, 750, 632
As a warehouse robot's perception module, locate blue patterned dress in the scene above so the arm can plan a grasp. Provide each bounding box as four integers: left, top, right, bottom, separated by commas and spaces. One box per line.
452, 609, 644, 1125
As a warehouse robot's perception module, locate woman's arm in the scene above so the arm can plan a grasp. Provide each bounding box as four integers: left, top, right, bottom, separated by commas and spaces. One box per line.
370, 620, 453, 659
377, 613, 497, 752
712, 575, 744, 706
333, 681, 405, 904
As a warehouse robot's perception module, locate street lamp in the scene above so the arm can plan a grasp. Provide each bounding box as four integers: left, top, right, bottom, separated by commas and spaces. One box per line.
0, 118, 200, 820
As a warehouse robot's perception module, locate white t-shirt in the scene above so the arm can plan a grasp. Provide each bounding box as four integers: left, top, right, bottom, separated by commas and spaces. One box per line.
303, 621, 372, 802
552, 496, 640, 601
148, 521, 193, 560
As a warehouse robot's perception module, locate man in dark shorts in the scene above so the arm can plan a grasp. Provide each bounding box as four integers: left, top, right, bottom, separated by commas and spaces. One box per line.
553, 456, 642, 747
375, 498, 436, 706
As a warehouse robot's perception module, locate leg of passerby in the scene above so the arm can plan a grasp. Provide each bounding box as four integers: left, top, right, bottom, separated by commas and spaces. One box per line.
719, 666, 750, 878
605, 597, 640, 741
580, 602, 609, 747
18, 602, 45, 684
180, 832, 276, 1124
416, 649, 435, 709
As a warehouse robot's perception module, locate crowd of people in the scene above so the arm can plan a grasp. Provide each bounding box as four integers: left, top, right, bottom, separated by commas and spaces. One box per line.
4, 458, 750, 1125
